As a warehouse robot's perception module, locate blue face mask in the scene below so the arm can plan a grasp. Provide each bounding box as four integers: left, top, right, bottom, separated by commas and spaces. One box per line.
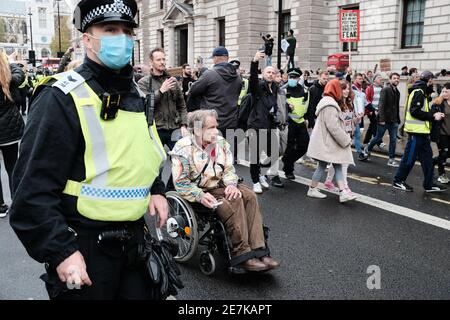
288, 79, 298, 87
91, 34, 134, 70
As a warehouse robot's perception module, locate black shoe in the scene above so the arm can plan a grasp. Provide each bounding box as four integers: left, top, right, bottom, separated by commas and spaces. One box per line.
285, 173, 295, 180
358, 153, 369, 162
393, 181, 413, 192
425, 185, 447, 193
0, 203, 8, 218
271, 176, 284, 188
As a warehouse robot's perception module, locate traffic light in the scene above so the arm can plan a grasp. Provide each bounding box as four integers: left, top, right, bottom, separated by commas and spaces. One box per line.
29, 50, 36, 66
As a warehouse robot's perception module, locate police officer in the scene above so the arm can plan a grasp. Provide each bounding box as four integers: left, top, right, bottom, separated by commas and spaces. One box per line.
393, 70, 447, 193
10, 0, 170, 300
280, 68, 310, 180
230, 59, 248, 107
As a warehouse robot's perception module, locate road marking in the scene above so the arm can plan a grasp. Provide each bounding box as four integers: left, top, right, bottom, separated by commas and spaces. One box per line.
238, 160, 450, 231
431, 198, 450, 206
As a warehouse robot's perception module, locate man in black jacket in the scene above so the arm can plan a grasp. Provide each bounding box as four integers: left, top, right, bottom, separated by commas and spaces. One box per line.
285, 30, 297, 70
306, 70, 328, 129
364, 73, 401, 167
189, 46, 242, 137
248, 51, 278, 194
9, 0, 171, 300
262, 34, 274, 66
393, 71, 446, 193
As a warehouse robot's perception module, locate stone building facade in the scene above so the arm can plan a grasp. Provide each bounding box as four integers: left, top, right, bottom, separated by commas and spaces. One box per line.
136, 0, 450, 74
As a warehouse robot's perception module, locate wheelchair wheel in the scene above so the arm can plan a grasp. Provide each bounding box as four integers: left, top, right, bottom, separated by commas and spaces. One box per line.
156, 191, 199, 262
199, 251, 216, 276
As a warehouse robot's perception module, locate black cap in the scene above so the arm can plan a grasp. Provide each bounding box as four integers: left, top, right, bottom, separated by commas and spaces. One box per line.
210, 46, 229, 58
74, 0, 138, 33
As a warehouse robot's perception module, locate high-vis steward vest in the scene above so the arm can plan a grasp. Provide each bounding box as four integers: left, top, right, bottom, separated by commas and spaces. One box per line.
18, 75, 28, 89
404, 88, 430, 134
238, 78, 249, 106
287, 96, 308, 124
37, 70, 166, 221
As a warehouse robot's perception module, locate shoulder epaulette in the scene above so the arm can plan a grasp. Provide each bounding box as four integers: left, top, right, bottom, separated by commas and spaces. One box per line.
52, 70, 86, 95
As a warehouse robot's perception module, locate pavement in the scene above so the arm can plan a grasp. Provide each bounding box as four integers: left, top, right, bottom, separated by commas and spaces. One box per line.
1, 149, 449, 300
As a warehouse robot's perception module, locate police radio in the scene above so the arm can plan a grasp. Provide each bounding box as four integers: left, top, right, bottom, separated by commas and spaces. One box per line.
100, 92, 121, 120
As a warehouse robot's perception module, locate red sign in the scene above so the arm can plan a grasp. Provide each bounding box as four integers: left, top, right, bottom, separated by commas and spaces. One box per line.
339, 10, 360, 42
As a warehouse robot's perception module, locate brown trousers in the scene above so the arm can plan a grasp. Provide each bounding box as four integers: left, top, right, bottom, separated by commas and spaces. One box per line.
208, 184, 266, 257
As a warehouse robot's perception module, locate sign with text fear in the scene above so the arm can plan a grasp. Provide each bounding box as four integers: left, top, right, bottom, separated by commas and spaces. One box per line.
339, 9, 360, 42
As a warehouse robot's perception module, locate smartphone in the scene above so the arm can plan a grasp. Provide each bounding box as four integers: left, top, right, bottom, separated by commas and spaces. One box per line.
212, 201, 223, 209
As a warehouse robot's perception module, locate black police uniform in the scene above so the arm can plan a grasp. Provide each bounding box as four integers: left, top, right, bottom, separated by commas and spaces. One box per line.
9, 0, 169, 300
282, 69, 310, 176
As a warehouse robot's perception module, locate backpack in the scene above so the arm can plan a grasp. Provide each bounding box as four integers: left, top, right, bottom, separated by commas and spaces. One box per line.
237, 93, 254, 130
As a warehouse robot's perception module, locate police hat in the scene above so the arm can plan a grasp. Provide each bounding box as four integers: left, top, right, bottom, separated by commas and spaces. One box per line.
229, 59, 241, 68
287, 68, 302, 78
74, 0, 138, 33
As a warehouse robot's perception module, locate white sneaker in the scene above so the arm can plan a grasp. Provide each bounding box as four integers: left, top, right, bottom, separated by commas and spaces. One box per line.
339, 189, 358, 203
379, 142, 387, 148
259, 176, 270, 189
253, 183, 263, 194
437, 174, 450, 184
387, 159, 400, 167
307, 187, 327, 199
296, 156, 306, 164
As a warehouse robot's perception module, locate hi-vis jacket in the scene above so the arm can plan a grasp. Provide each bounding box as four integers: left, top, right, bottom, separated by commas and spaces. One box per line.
404, 88, 430, 134
286, 84, 308, 124
36, 70, 166, 221
9, 58, 168, 269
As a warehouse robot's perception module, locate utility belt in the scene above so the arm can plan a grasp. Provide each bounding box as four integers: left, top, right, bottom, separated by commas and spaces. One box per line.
46, 220, 184, 300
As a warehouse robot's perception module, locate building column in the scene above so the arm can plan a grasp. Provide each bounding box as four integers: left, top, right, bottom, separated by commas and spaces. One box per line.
165, 20, 175, 67
187, 17, 194, 65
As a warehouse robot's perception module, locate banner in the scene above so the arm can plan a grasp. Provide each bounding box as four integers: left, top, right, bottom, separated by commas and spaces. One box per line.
339, 10, 360, 42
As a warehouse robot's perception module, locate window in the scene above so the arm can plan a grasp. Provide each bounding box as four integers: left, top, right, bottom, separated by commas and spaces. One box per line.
38, 7, 47, 29
41, 48, 49, 58
218, 18, 225, 46
341, 5, 359, 52
343, 42, 358, 52
402, 0, 425, 48
160, 0, 164, 10
158, 29, 164, 49
282, 11, 291, 39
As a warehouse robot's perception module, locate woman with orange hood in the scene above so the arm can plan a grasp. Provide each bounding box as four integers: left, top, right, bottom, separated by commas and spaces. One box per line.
306, 79, 357, 203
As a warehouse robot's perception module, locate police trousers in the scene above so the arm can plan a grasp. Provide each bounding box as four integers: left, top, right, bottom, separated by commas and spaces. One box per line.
282, 121, 310, 175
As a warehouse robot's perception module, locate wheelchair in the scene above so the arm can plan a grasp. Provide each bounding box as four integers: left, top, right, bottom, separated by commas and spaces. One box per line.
154, 191, 268, 275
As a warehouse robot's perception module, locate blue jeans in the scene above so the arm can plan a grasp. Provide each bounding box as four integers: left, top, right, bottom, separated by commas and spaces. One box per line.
354, 125, 362, 154
367, 122, 399, 159
394, 135, 434, 190
266, 55, 272, 66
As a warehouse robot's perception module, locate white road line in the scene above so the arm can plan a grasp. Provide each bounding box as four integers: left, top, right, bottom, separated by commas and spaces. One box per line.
238, 160, 450, 231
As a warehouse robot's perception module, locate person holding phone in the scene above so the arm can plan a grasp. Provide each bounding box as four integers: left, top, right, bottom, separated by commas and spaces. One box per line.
138, 47, 188, 191
171, 109, 280, 272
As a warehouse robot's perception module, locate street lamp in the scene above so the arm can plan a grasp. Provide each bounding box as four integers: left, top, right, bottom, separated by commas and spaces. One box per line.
28, 7, 35, 66
56, 0, 62, 58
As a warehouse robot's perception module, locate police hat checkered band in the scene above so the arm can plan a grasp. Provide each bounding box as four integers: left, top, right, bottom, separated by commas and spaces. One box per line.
80, 185, 150, 200
82, 0, 133, 31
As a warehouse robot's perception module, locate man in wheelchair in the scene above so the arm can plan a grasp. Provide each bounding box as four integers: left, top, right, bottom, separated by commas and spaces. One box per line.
171, 110, 280, 272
